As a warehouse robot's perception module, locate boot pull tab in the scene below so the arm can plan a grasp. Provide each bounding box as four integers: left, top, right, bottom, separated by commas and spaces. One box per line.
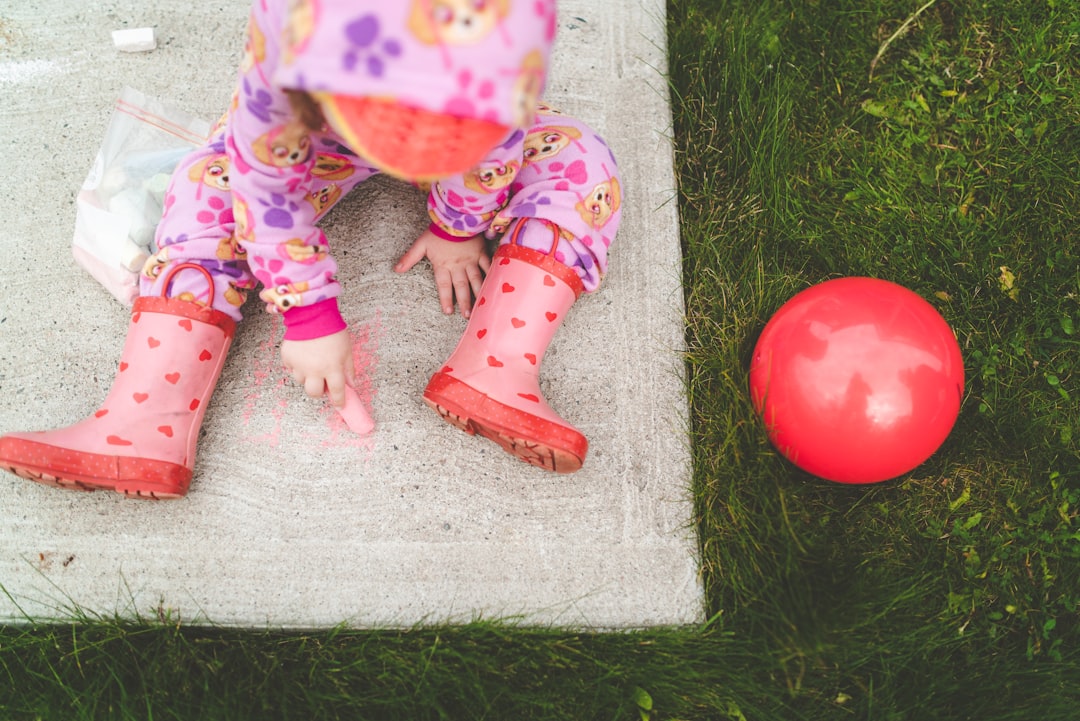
508, 218, 562, 258
159, 262, 218, 301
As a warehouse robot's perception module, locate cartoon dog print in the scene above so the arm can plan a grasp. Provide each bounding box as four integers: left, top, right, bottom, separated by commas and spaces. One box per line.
176, 284, 246, 308
487, 213, 513, 237
174, 292, 210, 307
284, 0, 318, 62
522, 126, 582, 166
306, 185, 342, 217
219, 283, 248, 308
260, 281, 310, 312
141, 248, 170, 281
252, 122, 312, 168
241, 10, 267, 73
535, 102, 564, 117
408, 0, 510, 46
464, 161, 519, 194
278, 237, 329, 265
512, 49, 546, 128
311, 153, 356, 182
215, 236, 247, 262
575, 177, 621, 230
234, 195, 255, 242
188, 154, 231, 191
486, 215, 576, 243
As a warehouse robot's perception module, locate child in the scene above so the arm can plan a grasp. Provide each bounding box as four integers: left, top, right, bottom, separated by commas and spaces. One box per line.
0, 0, 621, 498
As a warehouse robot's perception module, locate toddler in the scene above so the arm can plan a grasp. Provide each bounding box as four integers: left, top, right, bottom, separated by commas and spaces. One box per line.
0, 0, 621, 498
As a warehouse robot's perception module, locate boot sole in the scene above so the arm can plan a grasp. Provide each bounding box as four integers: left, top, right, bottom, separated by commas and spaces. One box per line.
423, 373, 587, 474
0, 438, 190, 500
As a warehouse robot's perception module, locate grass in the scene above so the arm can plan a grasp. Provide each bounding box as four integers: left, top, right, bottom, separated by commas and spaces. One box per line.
3, 0, 1079, 718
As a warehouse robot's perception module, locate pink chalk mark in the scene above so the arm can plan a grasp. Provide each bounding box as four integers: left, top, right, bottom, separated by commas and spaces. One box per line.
241, 312, 381, 450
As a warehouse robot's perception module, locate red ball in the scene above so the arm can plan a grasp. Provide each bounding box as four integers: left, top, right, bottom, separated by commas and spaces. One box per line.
749, 278, 964, 484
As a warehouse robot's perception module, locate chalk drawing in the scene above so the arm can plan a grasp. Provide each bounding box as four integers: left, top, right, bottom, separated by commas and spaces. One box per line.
241, 311, 382, 454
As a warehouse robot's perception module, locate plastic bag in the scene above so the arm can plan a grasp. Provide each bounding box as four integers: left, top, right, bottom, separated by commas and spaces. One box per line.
73, 87, 211, 305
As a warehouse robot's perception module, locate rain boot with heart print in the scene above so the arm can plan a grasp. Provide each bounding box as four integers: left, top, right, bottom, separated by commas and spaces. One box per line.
423, 223, 588, 473
0, 264, 236, 499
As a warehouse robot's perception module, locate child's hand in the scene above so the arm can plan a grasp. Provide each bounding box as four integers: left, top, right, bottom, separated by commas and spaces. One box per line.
395, 228, 491, 318
281, 329, 356, 408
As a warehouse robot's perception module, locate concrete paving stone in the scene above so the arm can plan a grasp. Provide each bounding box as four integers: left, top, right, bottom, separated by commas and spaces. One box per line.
0, 0, 702, 628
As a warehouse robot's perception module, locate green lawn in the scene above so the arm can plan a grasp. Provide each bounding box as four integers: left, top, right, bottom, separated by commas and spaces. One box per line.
3, 1, 1079, 719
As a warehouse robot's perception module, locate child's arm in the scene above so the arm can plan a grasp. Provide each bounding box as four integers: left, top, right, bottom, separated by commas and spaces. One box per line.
402, 131, 525, 316
224, 3, 351, 405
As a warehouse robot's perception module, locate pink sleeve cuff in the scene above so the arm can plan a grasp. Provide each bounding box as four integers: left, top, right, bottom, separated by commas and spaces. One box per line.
282, 298, 347, 341
428, 222, 473, 242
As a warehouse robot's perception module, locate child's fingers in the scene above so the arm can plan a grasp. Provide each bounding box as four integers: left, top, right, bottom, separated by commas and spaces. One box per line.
303, 375, 326, 399
323, 375, 348, 409
453, 269, 473, 317
434, 267, 454, 314
345, 356, 358, 390
466, 264, 484, 303
394, 241, 425, 273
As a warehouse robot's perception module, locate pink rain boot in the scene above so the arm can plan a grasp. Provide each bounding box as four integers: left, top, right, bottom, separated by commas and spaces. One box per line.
423, 223, 588, 473
0, 264, 235, 499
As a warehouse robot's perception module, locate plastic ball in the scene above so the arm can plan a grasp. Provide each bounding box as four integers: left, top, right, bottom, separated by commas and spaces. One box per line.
749, 277, 964, 484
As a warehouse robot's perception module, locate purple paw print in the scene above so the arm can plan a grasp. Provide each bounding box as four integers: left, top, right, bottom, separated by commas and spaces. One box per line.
343, 15, 403, 77
510, 190, 553, 218
499, 130, 525, 150
261, 193, 301, 230
439, 188, 488, 233
242, 78, 274, 124
203, 260, 246, 282
158, 232, 189, 249
440, 205, 483, 234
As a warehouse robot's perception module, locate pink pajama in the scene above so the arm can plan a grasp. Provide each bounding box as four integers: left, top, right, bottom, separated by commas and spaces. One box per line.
140, 0, 620, 339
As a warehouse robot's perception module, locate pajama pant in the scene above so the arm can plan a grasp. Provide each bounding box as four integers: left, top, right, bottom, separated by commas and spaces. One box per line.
141, 123, 619, 322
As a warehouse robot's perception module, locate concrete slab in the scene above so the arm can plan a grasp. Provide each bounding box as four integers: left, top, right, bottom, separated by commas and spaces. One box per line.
0, 0, 701, 628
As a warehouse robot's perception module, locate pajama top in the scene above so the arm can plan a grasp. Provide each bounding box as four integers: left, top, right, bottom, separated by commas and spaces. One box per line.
147, 0, 620, 340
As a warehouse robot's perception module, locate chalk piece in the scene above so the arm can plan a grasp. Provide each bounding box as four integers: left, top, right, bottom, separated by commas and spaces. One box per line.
112, 27, 156, 52
145, 173, 172, 198
338, 386, 374, 436
118, 241, 150, 272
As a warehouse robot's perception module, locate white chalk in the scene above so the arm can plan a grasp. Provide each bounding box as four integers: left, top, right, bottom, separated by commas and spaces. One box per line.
118, 242, 150, 273
145, 172, 172, 200
112, 27, 156, 53
107, 188, 157, 251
